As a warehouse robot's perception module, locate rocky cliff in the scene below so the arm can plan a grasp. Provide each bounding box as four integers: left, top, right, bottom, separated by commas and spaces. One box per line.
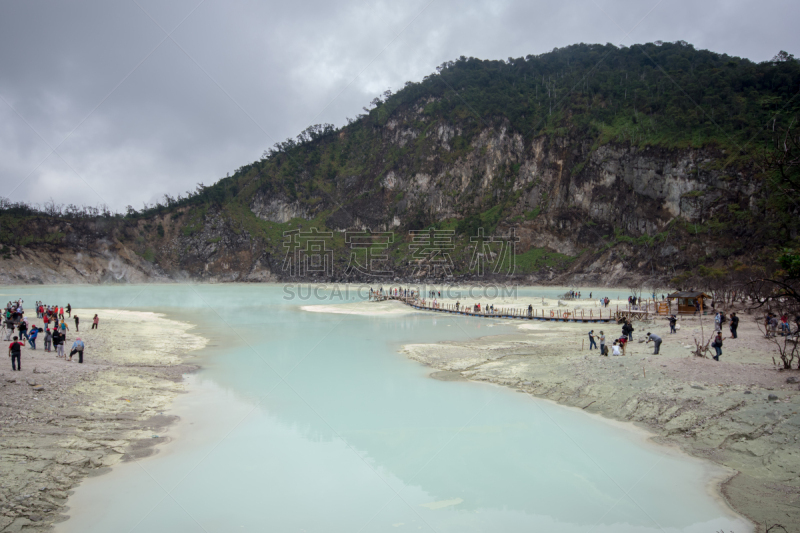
0, 124, 764, 286
1, 42, 796, 285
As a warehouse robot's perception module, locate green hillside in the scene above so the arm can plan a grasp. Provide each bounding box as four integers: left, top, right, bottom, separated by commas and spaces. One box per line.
1, 42, 799, 282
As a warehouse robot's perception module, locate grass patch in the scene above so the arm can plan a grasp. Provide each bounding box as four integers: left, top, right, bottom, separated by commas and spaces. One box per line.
524, 207, 541, 220
500, 247, 577, 274
139, 248, 156, 262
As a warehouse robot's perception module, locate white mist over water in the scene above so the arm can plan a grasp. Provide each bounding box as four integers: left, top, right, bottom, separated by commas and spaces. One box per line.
16, 284, 749, 532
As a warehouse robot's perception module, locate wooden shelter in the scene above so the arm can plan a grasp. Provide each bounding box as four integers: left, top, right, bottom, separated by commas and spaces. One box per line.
667, 291, 711, 315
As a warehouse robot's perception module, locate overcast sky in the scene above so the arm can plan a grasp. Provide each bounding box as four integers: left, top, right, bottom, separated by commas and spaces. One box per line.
1, 0, 798, 211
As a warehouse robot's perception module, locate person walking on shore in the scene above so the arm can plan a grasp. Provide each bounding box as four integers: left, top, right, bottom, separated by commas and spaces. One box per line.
714, 312, 722, 333
588, 330, 597, 350
622, 321, 634, 342
18, 320, 29, 343
28, 325, 38, 349
53, 330, 65, 358
74, 315, 79, 332
66, 303, 71, 318
712, 332, 723, 361
44, 328, 52, 352
669, 314, 677, 334
646, 332, 662, 354
599, 331, 606, 356
766, 314, 778, 337
69, 337, 85, 363
8, 336, 23, 371
3, 317, 13, 341
730, 313, 739, 339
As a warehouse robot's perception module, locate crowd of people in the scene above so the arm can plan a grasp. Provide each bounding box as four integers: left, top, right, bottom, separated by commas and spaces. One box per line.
585, 309, 744, 361
370, 288, 786, 364
587, 321, 636, 357
372, 287, 629, 313
626, 294, 667, 310
565, 291, 618, 308
763, 312, 800, 338
370, 287, 419, 300
5, 299, 97, 371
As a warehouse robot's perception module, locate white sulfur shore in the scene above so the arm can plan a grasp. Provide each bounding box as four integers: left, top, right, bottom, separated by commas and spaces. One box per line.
0, 309, 207, 532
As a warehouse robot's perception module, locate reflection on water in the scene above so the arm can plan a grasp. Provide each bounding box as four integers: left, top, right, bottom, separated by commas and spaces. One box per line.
18, 284, 750, 533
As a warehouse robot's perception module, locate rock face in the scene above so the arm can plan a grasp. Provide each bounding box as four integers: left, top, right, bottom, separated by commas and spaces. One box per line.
0, 105, 765, 285
250, 193, 312, 223
0, 246, 165, 285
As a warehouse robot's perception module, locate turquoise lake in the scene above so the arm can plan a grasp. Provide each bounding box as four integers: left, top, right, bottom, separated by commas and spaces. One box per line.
5, 284, 749, 532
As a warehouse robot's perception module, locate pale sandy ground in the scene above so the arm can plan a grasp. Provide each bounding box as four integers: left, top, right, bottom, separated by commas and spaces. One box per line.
397, 301, 800, 533
0, 309, 206, 532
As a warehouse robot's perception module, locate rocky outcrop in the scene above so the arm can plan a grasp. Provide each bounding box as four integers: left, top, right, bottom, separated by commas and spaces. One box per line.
0, 247, 165, 285
0, 104, 765, 285
250, 193, 312, 223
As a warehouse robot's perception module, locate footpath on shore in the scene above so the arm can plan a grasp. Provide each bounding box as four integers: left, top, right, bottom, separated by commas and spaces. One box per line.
0, 309, 206, 532
397, 299, 800, 533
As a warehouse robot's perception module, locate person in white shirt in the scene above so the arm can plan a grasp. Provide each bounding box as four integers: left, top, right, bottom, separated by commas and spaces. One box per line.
611, 341, 621, 356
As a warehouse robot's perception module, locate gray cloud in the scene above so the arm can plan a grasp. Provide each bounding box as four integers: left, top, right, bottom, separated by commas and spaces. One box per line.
1, 0, 797, 210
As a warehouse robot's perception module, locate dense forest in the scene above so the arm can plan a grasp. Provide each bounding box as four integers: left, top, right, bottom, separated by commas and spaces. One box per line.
1, 42, 799, 284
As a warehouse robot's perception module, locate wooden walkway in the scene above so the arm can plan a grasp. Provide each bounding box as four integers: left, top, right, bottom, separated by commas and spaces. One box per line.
373, 295, 626, 323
